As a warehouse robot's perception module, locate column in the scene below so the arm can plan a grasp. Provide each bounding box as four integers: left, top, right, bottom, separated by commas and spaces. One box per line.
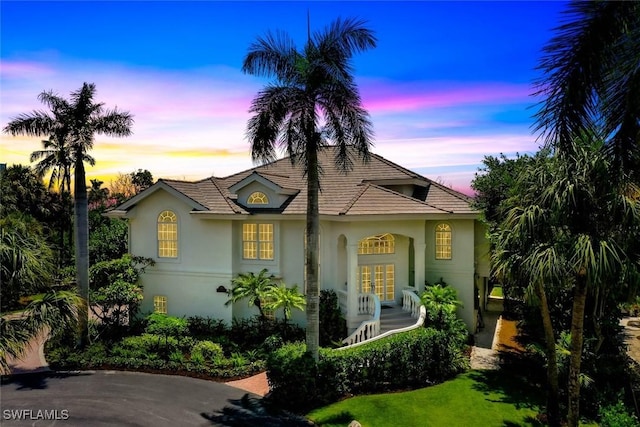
414, 241, 426, 293
347, 243, 359, 329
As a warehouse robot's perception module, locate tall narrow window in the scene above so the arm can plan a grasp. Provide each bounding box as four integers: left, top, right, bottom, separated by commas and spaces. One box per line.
157, 210, 178, 258
435, 223, 452, 260
243, 223, 273, 260
153, 295, 167, 314
247, 191, 269, 204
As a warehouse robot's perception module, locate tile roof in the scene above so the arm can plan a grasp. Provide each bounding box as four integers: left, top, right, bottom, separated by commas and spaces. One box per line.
127, 147, 478, 217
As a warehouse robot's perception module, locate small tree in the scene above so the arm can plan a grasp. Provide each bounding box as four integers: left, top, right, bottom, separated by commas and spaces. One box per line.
264, 284, 306, 324
226, 269, 276, 321
420, 283, 463, 331
89, 254, 154, 331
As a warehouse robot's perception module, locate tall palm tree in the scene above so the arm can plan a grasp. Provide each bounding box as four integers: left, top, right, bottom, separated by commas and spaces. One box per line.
30, 136, 95, 266
534, 1, 640, 179
242, 17, 376, 360
4, 82, 133, 347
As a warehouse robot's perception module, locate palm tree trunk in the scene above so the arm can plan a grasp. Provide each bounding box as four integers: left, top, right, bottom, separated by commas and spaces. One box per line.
567, 276, 588, 427
536, 281, 561, 427
305, 137, 320, 361
74, 152, 90, 347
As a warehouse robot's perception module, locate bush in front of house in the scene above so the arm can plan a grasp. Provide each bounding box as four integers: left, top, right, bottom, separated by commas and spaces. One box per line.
319, 289, 347, 347
266, 327, 469, 412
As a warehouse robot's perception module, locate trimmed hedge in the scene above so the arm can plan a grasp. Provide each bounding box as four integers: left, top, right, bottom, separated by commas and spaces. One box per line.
266, 327, 469, 412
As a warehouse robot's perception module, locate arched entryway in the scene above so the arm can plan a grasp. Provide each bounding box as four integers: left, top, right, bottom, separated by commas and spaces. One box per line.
357, 233, 396, 304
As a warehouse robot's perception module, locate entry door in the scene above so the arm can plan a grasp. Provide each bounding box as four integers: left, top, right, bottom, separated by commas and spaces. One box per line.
359, 264, 395, 302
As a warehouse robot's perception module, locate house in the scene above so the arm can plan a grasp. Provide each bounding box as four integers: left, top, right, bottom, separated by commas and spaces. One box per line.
107, 147, 490, 333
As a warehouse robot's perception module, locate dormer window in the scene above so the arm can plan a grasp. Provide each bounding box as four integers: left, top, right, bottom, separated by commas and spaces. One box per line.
248, 191, 269, 205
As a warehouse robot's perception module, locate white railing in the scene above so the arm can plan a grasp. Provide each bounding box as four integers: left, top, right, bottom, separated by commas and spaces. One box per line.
402, 289, 422, 318
338, 290, 426, 351
341, 293, 381, 346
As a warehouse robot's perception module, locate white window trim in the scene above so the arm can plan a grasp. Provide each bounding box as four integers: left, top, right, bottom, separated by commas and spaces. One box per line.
435, 222, 452, 260
157, 210, 179, 260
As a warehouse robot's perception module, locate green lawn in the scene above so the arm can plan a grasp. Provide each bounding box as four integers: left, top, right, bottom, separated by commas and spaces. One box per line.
307, 370, 546, 427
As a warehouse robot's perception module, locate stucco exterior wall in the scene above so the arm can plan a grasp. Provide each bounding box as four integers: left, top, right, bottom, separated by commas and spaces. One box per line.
425, 219, 477, 331
126, 189, 234, 323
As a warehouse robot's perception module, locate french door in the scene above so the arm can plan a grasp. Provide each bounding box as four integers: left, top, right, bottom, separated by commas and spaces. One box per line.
358, 264, 395, 302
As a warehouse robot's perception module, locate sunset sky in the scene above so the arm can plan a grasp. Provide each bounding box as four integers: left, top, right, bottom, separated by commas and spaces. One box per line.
1, 1, 568, 195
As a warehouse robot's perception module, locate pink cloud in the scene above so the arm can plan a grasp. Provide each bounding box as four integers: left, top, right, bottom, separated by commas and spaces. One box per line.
360, 79, 532, 114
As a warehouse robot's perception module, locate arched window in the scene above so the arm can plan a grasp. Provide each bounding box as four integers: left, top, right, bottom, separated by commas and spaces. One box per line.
247, 191, 269, 205
358, 233, 395, 255
157, 210, 178, 258
435, 223, 452, 260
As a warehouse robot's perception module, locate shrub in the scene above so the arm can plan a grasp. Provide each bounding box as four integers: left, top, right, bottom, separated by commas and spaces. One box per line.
191, 340, 224, 364
599, 401, 640, 427
266, 327, 469, 412
187, 316, 227, 339
266, 342, 318, 412
319, 290, 347, 347
111, 334, 181, 360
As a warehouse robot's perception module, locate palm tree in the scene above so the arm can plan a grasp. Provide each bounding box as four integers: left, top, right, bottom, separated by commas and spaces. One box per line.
4, 82, 133, 347
242, 17, 376, 360
30, 136, 95, 266
420, 283, 462, 330
264, 284, 306, 324
492, 139, 640, 427
534, 1, 640, 180
226, 269, 276, 321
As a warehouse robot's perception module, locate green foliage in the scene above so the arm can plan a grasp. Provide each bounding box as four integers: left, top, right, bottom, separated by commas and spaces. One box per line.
89, 218, 128, 264
599, 401, 640, 427
230, 317, 305, 353
0, 213, 56, 311
186, 316, 227, 339
89, 254, 154, 330
227, 269, 276, 320
420, 284, 465, 332
266, 327, 468, 412
130, 169, 154, 193
146, 313, 188, 338
266, 342, 318, 412
263, 284, 306, 322
191, 340, 224, 364
319, 290, 347, 347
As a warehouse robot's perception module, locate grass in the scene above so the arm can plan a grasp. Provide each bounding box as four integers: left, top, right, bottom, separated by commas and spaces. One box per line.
307, 370, 546, 427
490, 286, 504, 298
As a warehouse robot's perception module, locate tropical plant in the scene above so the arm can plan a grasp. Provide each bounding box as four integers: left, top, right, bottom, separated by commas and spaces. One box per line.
534, 1, 640, 182
226, 269, 276, 320
242, 17, 376, 360
0, 213, 56, 311
420, 284, 463, 331
491, 139, 640, 427
263, 284, 306, 324
4, 82, 134, 347
0, 289, 80, 374
89, 254, 154, 330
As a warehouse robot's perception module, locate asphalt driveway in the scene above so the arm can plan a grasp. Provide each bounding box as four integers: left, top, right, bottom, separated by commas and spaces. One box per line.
1, 370, 255, 426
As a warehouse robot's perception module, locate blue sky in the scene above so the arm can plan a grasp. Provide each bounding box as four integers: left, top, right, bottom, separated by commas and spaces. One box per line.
1, 1, 568, 194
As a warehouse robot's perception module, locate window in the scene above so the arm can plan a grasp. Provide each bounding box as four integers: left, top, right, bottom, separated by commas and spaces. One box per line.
247, 191, 269, 205
358, 233, 395, 255
435, 223, 452, 259
153, 295, 167, 314
157, 210, 178, 258
243, 223, 273, 260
